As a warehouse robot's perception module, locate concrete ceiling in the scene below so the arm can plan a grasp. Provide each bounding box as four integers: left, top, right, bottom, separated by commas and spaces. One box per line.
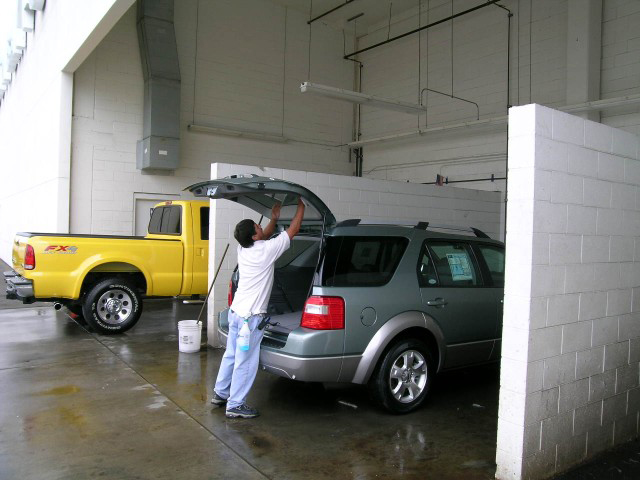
273, 0, 422, 33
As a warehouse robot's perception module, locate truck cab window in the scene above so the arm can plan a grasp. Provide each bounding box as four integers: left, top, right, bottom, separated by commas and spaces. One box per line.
148, 206, 182, 235
200, 207, 210, 240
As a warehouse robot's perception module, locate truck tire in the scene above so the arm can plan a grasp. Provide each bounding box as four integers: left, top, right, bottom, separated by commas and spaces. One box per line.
83, 277, 142, 334
368, 338, 433, 414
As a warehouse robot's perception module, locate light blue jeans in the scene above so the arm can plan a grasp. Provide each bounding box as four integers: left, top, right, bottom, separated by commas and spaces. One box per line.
214, 310, 265, 409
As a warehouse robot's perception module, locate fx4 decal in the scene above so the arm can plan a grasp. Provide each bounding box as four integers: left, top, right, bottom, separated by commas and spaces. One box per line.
44, 245, 78, 254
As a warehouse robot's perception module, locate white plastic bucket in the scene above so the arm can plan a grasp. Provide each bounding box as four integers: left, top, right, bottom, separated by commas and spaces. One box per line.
178, 320, 202, 353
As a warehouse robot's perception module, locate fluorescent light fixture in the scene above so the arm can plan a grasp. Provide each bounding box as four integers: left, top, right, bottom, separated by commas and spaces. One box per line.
188, 124, 287, 143
300, 82, 427, 115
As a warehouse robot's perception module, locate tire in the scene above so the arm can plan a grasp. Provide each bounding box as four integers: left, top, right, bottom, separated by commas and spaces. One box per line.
368, 338, 433, 414
82, 277, 142, 334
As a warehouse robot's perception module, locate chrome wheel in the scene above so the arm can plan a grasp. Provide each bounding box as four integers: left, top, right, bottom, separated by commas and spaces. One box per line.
96, 289, 133, 325
388, 349, 428, 404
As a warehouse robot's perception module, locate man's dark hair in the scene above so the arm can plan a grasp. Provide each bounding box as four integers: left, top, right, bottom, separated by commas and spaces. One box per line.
234, 219, 256, 248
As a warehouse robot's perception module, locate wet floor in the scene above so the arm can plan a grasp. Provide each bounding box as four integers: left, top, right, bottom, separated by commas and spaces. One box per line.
0, 296, 500, 479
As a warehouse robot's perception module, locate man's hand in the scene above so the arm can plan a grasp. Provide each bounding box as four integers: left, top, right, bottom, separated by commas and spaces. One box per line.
271, 203, 281, 221
262, 202, 281, 238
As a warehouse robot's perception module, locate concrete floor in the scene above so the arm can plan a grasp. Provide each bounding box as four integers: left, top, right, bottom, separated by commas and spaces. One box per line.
0, 289, 502, 479
4, 254, 640, 480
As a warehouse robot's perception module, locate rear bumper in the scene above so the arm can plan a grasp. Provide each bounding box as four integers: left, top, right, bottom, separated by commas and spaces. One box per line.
217, 326, 346, 383
4, 270, 35, 303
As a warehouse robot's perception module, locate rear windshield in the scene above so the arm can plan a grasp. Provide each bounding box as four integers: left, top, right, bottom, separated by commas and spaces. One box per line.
322, 236, 408, 287
275, 237, 318, 268
148, 205, 182, 235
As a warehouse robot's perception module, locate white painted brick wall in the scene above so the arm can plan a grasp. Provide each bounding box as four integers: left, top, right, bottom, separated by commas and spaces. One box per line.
205, 161, 502, 346
68, 1, 355, 236
356, 0, 640, 220
357, 0, 570, 199
3, 0, 640, 265
602, 0, 640, 136
496, 104, 640, 480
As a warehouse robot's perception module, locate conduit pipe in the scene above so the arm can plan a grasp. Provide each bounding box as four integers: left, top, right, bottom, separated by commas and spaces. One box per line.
423, 174, 506, 185
344, 0, 500, 59
421, 87, 480, 121
364, 153, 507, 175
308, 0, 355, 24
348, 93, 640, 147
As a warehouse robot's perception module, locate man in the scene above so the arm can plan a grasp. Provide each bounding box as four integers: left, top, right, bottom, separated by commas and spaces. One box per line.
212, 198, 306, 418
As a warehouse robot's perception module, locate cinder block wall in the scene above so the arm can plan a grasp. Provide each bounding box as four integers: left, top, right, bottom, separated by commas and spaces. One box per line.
206, 162, 503, 346
496, 104, 640, 479
70, 1, 353, 236
359, 0, 640, 192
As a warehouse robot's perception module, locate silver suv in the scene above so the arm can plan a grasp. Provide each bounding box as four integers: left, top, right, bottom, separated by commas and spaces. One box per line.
189, 175, 505, 414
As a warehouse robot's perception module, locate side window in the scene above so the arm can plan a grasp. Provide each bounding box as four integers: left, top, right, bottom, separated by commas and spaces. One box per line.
200, 207, 210, 240
322, 236, 408, 287
148, 207, 163, 233
417, 244, 438, 287
477, 244, 505, 287
427, 241, 479, 287
148, 206, 182, 235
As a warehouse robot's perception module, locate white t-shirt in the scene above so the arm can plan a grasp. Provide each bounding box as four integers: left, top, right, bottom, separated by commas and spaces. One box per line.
230, 232, 291, 318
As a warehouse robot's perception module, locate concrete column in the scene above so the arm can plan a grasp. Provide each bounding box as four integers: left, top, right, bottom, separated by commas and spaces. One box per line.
56, 71, 73, 233
566, 0, 602, 121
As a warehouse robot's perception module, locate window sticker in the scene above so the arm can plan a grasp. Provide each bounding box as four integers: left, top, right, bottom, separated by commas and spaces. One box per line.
445, 253, 473, 281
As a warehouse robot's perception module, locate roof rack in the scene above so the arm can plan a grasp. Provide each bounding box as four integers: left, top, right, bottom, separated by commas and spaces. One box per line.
334, 219, 490, 238
424, 223, 490, 238
471, 228, 490, 238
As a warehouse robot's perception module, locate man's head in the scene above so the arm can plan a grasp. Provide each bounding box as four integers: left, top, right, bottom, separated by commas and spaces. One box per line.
234, 219, 263, 248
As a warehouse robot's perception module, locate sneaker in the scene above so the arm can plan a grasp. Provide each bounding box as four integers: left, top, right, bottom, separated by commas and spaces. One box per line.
210, 392, 227, 406
225, 404, 260, 419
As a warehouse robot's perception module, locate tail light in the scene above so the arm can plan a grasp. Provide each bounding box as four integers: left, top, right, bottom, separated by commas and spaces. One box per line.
301, 296, 345, 330
228, 278, 234, 306
24, 245, 36, 270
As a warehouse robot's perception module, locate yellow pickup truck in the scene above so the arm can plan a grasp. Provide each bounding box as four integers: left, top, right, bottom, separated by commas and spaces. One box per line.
4, 200, 210, 334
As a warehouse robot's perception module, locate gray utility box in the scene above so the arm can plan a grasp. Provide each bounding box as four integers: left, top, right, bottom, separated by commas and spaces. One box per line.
137, 136, 180, 170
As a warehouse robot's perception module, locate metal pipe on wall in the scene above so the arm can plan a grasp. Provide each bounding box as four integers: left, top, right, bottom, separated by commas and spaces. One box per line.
343, 0, 500, 59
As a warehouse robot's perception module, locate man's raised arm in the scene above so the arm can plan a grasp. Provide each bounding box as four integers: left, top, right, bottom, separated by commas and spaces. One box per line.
286, 199, 305, 239
262, 203, 281, 238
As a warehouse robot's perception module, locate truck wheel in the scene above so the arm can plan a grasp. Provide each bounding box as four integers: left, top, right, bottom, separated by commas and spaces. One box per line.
368, 339, 433, 414
83, 278, 142, 334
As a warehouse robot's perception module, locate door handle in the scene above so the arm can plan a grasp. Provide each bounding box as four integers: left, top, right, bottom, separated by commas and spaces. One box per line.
426, 298, 448, 307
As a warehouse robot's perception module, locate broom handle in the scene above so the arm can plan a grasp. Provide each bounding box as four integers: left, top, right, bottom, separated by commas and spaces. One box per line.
197, 243, 230, 323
